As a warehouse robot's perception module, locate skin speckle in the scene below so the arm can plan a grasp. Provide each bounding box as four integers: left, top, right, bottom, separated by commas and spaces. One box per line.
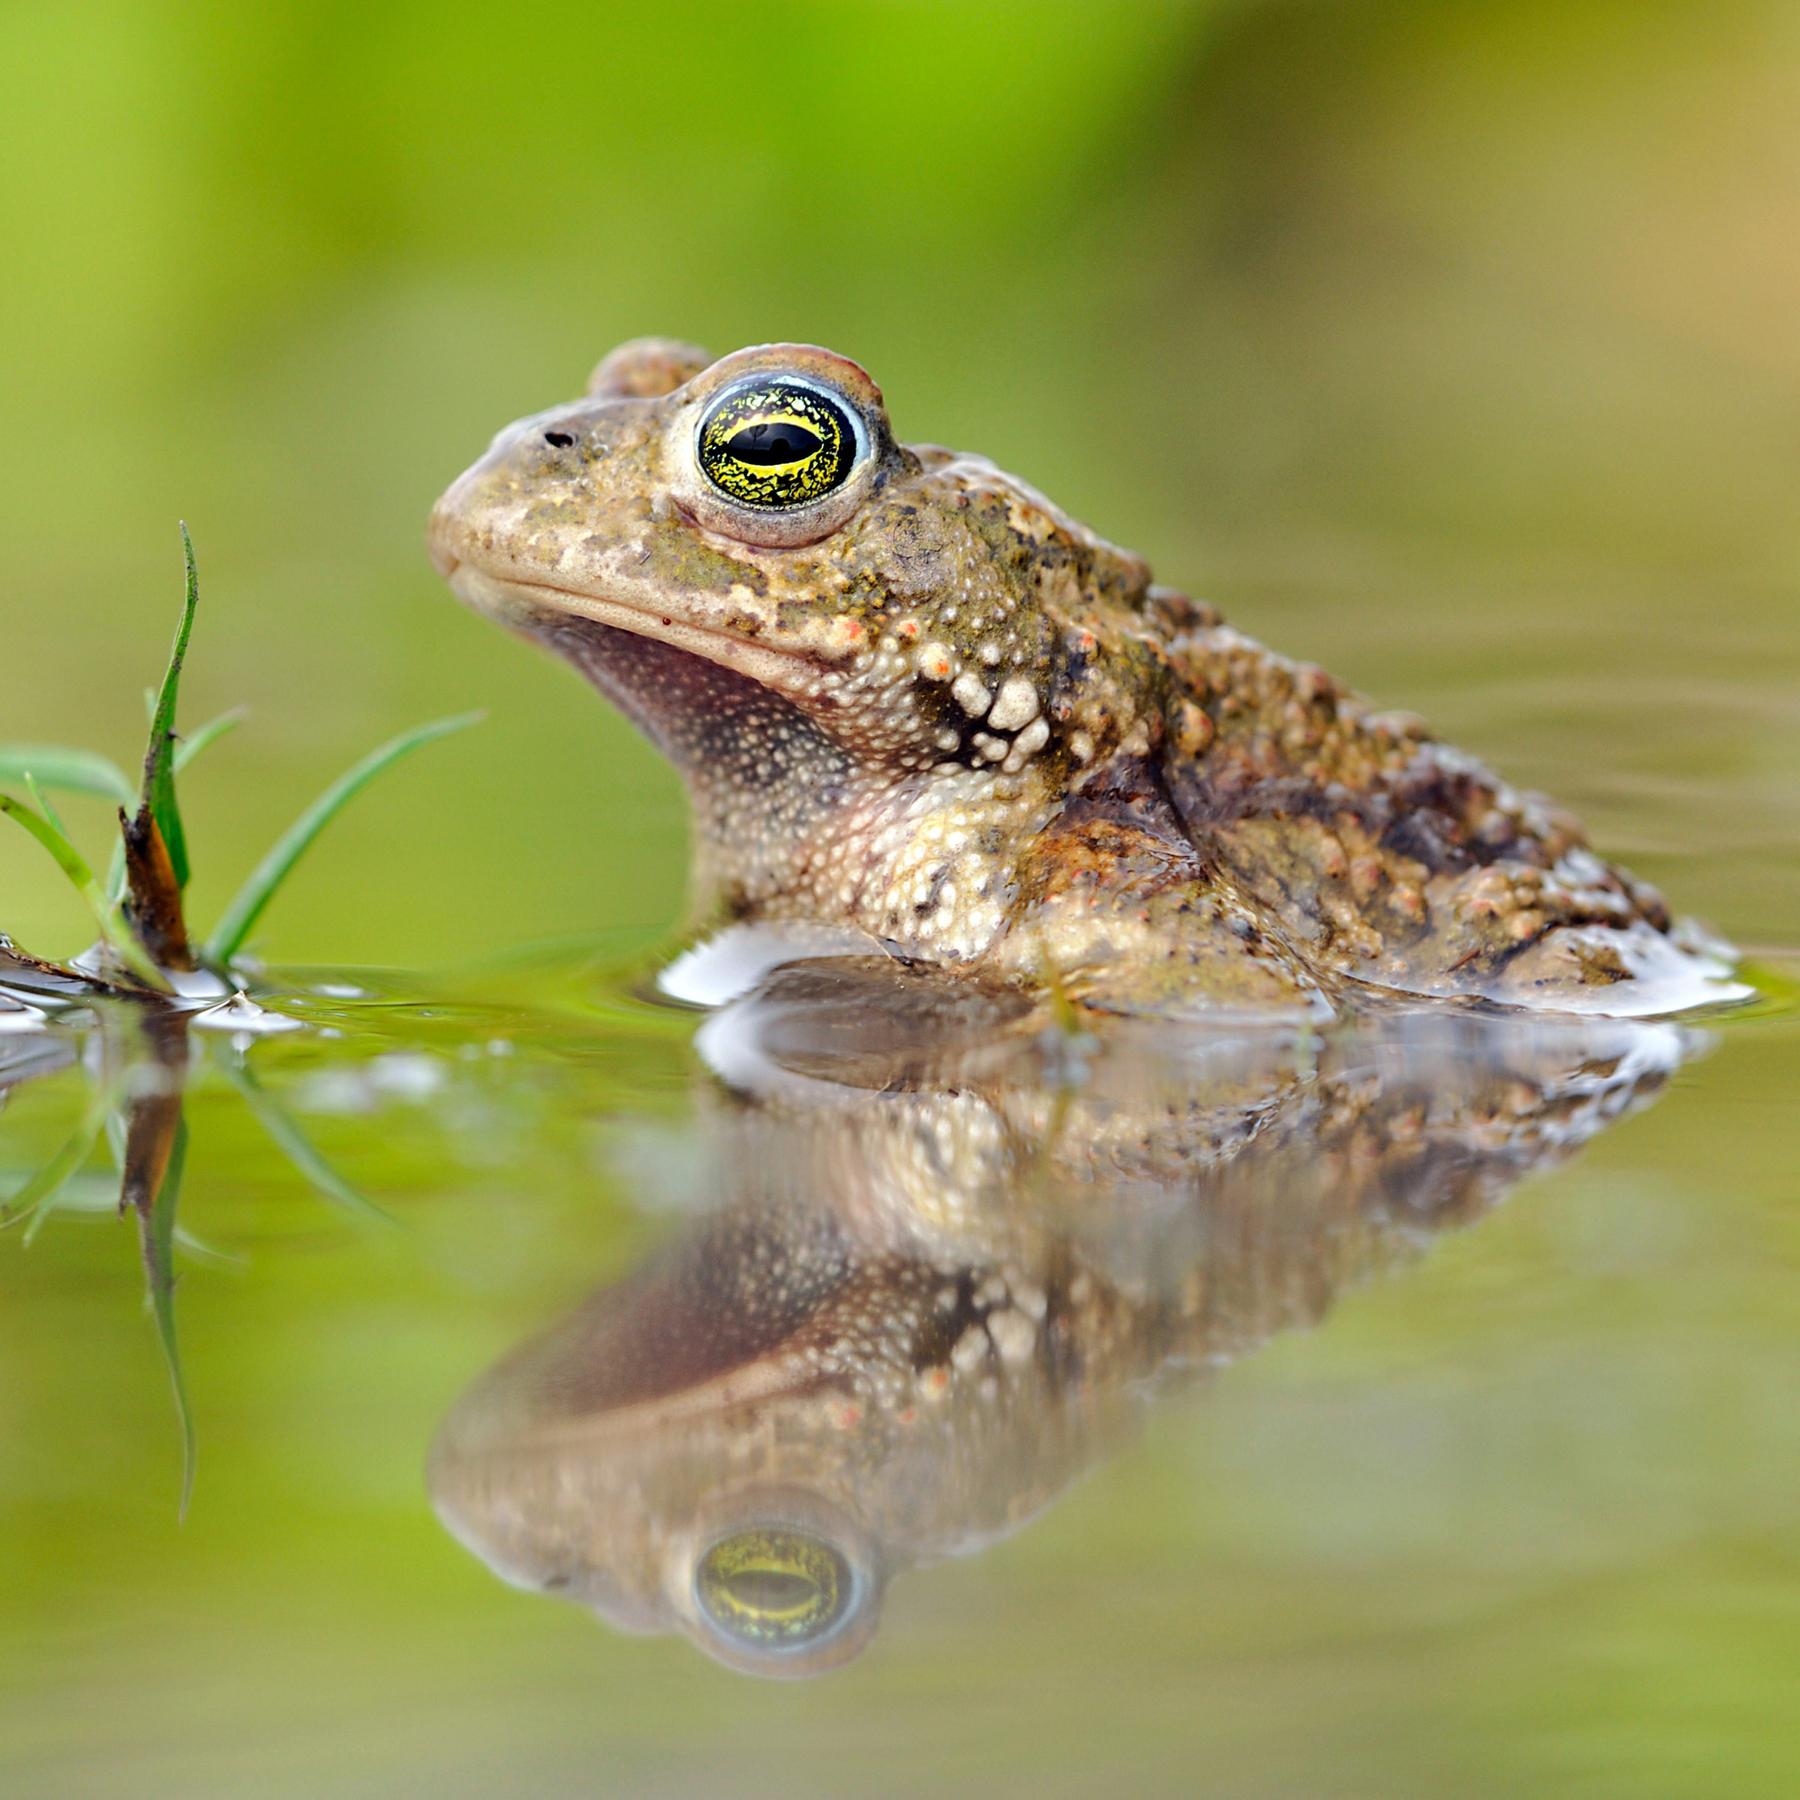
431, 337, 1733, 1017
917, 642, 954, 681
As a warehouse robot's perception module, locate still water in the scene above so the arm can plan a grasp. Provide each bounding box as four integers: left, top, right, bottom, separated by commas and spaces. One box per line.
1, 929, 1795, 1796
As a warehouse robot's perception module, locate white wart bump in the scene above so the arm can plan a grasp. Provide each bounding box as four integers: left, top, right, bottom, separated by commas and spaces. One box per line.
952, 672, 992, 717
987, 676, 1040, 731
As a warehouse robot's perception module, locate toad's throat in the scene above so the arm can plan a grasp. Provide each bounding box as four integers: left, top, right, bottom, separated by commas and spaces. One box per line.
442, 565, 828, 763
480, 588, 859, 858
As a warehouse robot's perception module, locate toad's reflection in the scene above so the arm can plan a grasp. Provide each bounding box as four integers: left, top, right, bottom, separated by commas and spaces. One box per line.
430, 961, 1695, 1677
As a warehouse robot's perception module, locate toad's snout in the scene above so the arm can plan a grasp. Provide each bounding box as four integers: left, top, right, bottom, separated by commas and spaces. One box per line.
425, 517, 460, 581
427, 396, 655, 589
425, 417, 559, 584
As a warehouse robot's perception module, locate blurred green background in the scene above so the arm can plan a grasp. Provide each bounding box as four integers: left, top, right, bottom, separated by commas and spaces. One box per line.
3, 0, 1795, 967
2, 4, 1798, 1797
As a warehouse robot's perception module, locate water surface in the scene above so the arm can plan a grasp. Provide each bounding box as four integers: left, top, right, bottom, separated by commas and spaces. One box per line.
2, 941, 1795, 1796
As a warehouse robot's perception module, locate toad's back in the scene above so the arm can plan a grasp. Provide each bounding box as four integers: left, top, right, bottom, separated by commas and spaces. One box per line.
1138, 591, 1709, 1010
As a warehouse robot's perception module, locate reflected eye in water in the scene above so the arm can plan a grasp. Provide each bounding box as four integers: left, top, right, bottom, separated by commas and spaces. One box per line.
696, 378, 860, 510
693, 1527, 856, 1653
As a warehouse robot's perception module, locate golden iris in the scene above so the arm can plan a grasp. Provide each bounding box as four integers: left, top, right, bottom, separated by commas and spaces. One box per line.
697, 380, 857, 509
694, 1528, 852, 1647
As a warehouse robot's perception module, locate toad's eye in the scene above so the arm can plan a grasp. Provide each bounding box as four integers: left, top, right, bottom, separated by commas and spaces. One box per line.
693, 1527, 855, 1651
696, 379, 860, 510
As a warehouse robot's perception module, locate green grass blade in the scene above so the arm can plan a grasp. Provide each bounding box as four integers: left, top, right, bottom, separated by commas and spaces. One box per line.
104, 835, 127, 906
0, 793, 169, 991
203, 712, 480, 967
139, 1117, 197, 1518
1, 790, 100, 893
139, 523, 201, 891
174, 707, 246, 774
24, 772, 69, 839
2, 792, 101, 896
3, 1102, 111, 1241
210, 1052, 396, 1227
172, 1224, 244, 1269
0, 746, 134, 805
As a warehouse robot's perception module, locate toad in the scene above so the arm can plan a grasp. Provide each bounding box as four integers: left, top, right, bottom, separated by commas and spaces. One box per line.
429, 339, 1741, 1017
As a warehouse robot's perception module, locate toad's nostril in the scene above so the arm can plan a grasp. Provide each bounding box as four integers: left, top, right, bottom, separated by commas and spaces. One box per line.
543, 429, 575, 448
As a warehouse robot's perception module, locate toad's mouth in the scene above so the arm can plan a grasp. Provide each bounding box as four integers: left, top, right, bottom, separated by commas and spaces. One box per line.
441, 563, 845, 778
440, 563, 829, 696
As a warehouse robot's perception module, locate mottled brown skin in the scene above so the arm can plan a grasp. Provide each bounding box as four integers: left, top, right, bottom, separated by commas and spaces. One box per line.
429, 338, 1738, 1017
429, 978, 1688, 1676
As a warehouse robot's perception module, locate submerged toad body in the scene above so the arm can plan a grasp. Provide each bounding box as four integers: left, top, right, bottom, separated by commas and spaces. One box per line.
429, 339, 1739, 1016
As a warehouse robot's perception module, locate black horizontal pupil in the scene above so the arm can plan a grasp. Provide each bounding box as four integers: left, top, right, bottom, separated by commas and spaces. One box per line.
729, 1570, 818, 1610
728, 420, 822, 465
